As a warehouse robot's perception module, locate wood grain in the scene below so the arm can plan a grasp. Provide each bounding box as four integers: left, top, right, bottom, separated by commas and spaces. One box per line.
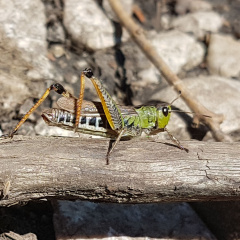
0, 136, 239, 206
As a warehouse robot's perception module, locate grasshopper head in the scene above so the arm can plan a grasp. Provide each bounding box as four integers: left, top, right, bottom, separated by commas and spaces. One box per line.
156, 104, 171, 129
156, 91, 182, 129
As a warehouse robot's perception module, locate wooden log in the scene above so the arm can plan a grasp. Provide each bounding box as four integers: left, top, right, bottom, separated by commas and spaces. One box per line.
0, 135, 240, 207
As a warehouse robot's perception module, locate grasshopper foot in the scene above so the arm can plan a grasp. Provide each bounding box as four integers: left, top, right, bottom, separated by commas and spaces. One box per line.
179, 145, 189, 153
0, 131, 15, 139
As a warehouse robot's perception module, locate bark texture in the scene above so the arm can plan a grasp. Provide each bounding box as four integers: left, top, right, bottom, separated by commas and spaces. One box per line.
0, 136, 239, 207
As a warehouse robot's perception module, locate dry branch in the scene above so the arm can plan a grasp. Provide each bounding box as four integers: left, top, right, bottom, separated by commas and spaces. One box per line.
0, 136, 240, 207
107, 0, 230, 142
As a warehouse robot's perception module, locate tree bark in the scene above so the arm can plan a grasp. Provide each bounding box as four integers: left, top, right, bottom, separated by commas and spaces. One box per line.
0, 136, 239, 207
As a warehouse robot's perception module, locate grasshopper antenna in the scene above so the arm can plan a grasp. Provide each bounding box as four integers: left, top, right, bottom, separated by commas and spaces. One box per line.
169, 91, 212, 118
170, 110, 212, 118
170, 91, 182, 106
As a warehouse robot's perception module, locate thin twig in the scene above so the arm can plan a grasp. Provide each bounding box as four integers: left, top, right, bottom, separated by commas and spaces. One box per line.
107, 0, 231, 142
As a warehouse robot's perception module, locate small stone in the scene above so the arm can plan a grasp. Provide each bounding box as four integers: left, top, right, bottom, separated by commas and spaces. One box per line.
175, 0, 212, 15
2, 232, 37, 240
73, 59, 89, 71
136, 67, 161, 87
171, 11, 223, 39
0, 73, 29, 114
0, 0, 56, 79
47, 22, 66, 43
102, 0, 133, 22
160, 14, 171, 30
151, 30, 205, 73
50, 44, 66, 58
207, 34, 240, 78
64, 73, 78, 84
64, 0, 129, 51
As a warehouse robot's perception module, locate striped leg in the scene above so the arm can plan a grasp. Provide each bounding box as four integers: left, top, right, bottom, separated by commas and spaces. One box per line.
2, 83, 74, 138
74, 70, 85, 132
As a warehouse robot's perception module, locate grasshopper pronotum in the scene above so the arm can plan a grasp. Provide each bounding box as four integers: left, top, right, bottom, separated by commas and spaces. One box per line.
2, 68, 188, 164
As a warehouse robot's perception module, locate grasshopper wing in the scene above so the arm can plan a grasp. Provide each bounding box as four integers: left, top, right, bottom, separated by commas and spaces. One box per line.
57, 97, 105, 116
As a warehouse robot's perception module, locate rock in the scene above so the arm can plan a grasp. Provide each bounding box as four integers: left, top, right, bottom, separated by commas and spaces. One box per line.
121, 41, 151, 72
73, 59, 89, 71
53, 200, 216, 240
0, 0, 56, 79
160, 14, 171, 30
1, 231, 37, 240
49, 44, 66, 58
137, 67, 161, 86
93, 49, 123, 100
151, 30, 205, 73
64, 72, 78, 84
175, 0, 212, 15
171, 11, 223, 39
0, 35, 33, 133
129, 67, 162, 106
150, 76, 240, 141
64, 0, 128, 51
102, 0, 133, 22
207, 34, 240, 78
45, 0, 66, 43
0, 72, 29, 115
47, 22, 66, 43
102, 0, 132, 44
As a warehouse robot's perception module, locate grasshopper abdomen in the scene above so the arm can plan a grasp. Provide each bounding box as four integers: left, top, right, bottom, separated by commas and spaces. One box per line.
42, 108, 117, 138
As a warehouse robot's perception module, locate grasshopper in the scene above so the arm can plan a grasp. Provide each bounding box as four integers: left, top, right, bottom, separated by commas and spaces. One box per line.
2, 68, 188, 164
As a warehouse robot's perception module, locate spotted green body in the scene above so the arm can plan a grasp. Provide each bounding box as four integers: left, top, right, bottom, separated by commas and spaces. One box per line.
42, 99, 172, 139
123, 105, 172, 137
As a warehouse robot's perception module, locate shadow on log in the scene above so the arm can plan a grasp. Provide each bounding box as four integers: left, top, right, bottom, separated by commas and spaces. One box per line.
0, 136, 240, 207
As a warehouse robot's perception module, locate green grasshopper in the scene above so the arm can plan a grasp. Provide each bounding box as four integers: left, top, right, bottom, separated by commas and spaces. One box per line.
2, 68, 188, 164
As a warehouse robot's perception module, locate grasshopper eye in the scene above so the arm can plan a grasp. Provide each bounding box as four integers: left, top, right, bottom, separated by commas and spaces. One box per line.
162, 107, 169, 117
